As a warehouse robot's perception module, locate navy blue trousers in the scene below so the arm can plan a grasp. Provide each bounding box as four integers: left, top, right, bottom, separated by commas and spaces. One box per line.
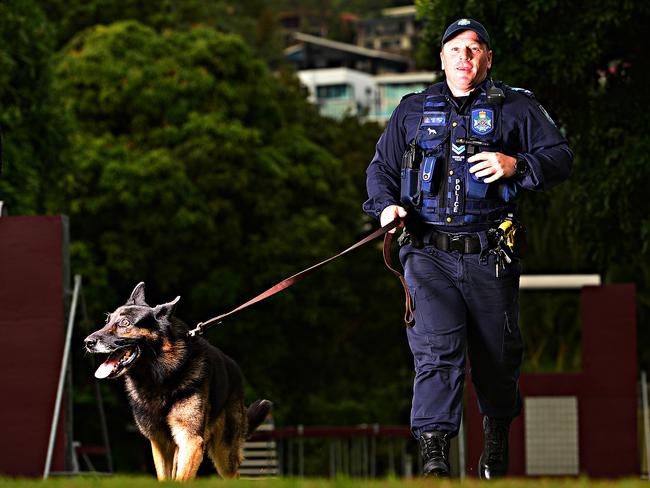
399, 242, 523, 439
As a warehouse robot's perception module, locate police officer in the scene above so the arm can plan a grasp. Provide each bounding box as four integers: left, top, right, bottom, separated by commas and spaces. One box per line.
363, 19, 572, 478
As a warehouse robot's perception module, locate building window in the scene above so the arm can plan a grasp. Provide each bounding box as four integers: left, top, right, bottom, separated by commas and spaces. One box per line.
316, 84, 351, 100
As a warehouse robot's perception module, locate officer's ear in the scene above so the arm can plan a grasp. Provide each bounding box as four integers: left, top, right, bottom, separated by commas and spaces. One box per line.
440, 51, 445, 70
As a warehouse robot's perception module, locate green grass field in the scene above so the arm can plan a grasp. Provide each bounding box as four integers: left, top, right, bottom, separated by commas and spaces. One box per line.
0, 477, 648, 488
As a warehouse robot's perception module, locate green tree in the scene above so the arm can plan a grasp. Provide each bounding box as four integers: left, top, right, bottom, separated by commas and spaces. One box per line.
38, 0, 285, 65
0, 0, 65, 214
54, 21, 410, 449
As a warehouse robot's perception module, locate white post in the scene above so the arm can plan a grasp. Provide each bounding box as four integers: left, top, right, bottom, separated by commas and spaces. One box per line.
43, 274, 82, 479
458, 415, 466, 480
642, 371, 650, 480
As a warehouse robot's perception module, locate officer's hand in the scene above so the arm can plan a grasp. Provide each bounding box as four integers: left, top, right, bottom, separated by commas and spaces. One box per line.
468, 152, 517, 183
380, 205, 407, 233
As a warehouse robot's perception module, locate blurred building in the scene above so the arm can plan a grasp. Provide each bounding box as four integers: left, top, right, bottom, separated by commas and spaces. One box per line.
277, 9, 359, 41
371, 71, 437, 122
297, 67, 376, 120
285, 32, 411, 74
283, 6, 435, 123
296, 68, 437, 122
355, 5, 422, 58
285, 34, 437, 122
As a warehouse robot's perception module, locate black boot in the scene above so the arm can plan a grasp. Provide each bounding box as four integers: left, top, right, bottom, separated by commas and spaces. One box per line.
419, 431, 450, 477
479, 416, 511, 479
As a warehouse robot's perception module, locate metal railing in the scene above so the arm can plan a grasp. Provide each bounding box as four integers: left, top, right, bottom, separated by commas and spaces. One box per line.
249, 425, 416, 478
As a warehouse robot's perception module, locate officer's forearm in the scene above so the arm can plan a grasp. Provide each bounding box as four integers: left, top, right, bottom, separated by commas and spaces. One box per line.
364, 153, 402, 219
517, 145, 573, 191
364, 174, 401, 219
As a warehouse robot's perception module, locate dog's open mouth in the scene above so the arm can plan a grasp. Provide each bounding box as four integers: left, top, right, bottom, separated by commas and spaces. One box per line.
95, 346, 141, 379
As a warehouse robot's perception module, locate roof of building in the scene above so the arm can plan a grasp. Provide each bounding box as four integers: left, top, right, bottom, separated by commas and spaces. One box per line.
374, 71, 439, 84
381, 5, 417, 17
286, 32, 411, 64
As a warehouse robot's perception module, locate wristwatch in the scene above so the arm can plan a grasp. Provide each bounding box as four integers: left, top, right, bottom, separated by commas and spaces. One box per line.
514, 156, 529, 177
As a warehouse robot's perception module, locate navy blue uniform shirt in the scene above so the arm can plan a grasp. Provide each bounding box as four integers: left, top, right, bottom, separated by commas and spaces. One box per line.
363, 78, 573, 222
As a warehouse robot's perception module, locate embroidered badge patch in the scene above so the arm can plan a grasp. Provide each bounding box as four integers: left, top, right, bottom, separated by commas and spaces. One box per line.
452, 143, 465, 155
471, 109, 494, 135
423, 112, 446, 126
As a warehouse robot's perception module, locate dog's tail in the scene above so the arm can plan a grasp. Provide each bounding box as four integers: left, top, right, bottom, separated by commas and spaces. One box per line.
246, 399, 273, 438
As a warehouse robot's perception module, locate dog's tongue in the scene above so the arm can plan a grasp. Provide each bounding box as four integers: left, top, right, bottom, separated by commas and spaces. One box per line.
95, 355, 119, 379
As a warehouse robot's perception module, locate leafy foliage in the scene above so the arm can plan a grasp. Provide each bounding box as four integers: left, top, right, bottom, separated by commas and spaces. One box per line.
50, 22, 411, 462
38, 0, 286, 65
0, 0, 66, 214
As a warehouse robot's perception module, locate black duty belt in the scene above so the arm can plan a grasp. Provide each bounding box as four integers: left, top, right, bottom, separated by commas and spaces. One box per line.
424, 229, 482, 254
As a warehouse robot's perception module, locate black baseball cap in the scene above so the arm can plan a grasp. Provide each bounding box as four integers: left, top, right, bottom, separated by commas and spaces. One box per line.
441, 18, 491, 49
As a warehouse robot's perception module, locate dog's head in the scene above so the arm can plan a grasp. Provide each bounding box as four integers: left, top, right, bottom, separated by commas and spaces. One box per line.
84, 282, 180, 379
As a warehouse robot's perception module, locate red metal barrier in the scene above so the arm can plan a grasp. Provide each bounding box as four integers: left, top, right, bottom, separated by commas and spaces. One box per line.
0, 216, 68, 477
465, 284, 638, 477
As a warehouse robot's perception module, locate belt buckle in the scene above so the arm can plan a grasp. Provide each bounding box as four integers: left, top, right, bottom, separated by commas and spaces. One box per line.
449, 234, 463, 252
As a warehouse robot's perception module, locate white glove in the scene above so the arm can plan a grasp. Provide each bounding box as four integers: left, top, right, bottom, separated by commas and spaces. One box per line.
380, 205, 407, 233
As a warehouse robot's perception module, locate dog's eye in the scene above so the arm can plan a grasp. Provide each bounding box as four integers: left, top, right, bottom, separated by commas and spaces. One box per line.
119, 319, 131, 328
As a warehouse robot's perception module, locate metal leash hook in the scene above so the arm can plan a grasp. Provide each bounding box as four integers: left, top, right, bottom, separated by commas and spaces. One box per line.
188, 320, 223, 337
187, 323, 204, 337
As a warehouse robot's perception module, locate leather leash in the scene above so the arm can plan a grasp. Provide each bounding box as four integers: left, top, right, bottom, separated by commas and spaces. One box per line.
382, 230, 415, 326
188, 218, 409, 337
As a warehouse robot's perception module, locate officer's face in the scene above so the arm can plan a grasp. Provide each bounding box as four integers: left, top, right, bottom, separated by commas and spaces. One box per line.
440, 30, 492, 96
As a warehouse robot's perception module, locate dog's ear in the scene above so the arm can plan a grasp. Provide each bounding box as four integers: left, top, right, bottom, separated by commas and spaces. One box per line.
126, 282, 148, 306
153, 296, 180, 320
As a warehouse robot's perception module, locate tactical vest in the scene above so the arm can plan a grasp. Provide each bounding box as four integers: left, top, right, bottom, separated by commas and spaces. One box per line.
400, 89, 517, 226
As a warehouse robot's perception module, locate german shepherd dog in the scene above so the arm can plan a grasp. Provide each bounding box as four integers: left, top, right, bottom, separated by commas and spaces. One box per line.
84, 282, 271, 480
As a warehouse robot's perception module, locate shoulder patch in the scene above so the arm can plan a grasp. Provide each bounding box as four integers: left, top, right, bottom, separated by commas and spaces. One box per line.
538, 104, 557, 127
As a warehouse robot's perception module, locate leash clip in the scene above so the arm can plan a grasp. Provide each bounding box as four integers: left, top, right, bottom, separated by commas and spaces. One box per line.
188, 322, 205, 337
188, 320, 225, 337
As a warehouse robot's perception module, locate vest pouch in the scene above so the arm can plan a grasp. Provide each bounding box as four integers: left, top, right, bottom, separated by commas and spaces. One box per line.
420, 118, 448, 154
466, 164, 490, 199
400, 142, 423, 207
467, 103, 501, 200
420, 155, 438, 196
465, 137, 500, 199
400, 167, 421, 207
497, 180, 518, 202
